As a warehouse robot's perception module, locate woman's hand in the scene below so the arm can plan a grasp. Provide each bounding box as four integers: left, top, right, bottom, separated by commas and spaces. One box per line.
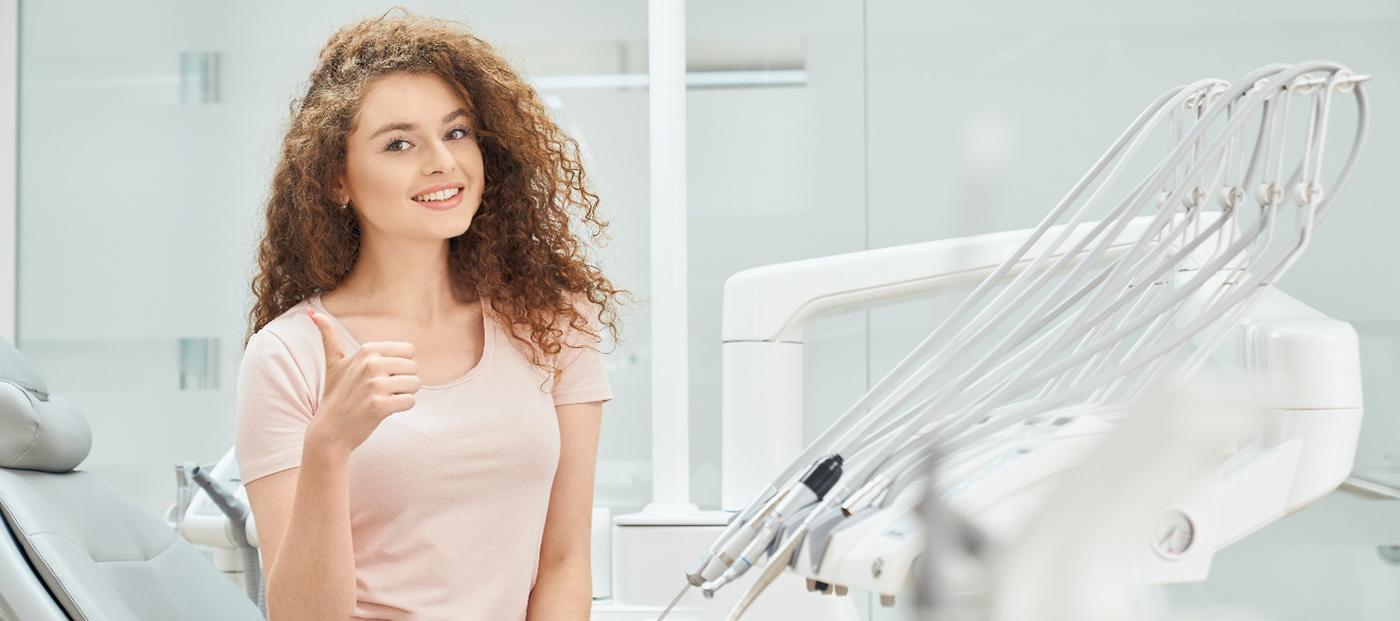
304, 308, 421, 456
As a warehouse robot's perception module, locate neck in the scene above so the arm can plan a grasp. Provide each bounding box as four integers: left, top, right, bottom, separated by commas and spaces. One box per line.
334, 235, 468, 324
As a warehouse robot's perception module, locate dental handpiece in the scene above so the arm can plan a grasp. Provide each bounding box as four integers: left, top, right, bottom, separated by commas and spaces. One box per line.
660, 485, 798, 621
702, 454, 844, 595
723, 491, 849, 621
683, 485, 781, 588
657, 486, 787, 621
683, 454, 829, 589
680, 355, 933, 588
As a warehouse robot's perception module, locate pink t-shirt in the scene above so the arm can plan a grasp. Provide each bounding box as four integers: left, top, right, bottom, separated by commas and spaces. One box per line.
233, 293, 613, 620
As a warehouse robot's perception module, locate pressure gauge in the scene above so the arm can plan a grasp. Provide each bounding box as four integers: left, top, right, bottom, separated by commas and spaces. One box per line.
1151, 509, 1195, 560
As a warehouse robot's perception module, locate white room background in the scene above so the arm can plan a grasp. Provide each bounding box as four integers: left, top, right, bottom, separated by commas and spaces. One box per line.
13, 1, 1399, 619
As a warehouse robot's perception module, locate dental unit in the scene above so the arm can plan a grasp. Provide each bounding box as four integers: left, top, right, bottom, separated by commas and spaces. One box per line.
657, 61, 1371, 619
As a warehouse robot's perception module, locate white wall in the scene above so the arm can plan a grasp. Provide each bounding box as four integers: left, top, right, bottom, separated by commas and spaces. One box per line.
1, 0, 16, 342
9, 1, 1400, 619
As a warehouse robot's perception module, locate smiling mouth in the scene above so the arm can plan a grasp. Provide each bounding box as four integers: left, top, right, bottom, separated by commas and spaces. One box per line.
412, 187, 462, 202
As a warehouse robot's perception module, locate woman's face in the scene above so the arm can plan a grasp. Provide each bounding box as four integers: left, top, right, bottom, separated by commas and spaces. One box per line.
336, 72, 485, 242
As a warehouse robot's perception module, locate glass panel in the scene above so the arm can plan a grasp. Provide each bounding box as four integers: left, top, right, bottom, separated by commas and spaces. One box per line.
686, 2, 873, 617
686, 0, 870, 509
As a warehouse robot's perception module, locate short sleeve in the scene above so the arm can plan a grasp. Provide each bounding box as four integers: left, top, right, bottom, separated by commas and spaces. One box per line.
551, 307, 614, 407
234, 329, 316, 484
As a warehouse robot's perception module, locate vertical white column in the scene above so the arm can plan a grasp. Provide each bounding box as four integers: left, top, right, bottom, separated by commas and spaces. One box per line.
645, 0, 695, 512
0, 0, 17, 343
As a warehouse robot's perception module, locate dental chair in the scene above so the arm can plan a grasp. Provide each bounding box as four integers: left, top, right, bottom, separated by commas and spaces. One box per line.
0, 337, 263, 620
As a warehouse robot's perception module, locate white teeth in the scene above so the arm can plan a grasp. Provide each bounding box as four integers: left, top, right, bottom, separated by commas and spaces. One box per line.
413, 187, 460, 202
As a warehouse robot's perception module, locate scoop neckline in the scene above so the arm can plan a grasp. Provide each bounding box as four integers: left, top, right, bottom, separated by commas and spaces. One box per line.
308, 293, 494, 390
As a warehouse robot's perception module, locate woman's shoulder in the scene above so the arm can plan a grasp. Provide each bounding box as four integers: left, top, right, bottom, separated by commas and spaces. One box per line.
244, 297, 327, 370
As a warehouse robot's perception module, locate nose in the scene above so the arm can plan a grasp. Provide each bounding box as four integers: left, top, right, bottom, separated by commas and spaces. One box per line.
421, 137, 457, 176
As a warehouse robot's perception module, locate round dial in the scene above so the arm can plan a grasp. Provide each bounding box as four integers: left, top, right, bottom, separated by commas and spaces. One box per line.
1151, 509, 1195, 559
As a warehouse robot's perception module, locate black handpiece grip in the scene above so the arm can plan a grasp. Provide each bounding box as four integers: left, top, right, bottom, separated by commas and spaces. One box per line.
800, 454, 844, 500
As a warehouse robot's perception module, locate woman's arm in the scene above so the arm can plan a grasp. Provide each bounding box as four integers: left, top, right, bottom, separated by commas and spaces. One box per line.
246, 431, 359, 620
527, 401, 604, 620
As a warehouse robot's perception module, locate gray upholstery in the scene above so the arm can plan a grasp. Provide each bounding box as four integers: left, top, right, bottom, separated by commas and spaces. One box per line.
0, 337, 263, 620
0, 348, 88, 473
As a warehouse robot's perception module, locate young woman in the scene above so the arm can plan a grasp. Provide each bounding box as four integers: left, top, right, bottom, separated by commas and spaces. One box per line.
234, 9, 628, 620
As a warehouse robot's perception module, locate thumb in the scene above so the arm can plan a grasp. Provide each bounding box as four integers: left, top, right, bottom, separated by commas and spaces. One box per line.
307, 307, 347, 368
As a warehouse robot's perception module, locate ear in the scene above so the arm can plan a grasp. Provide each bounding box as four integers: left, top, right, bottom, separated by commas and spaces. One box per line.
331, 174, 349, 205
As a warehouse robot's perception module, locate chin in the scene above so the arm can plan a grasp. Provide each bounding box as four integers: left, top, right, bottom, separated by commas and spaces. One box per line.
437, 221, 475, 239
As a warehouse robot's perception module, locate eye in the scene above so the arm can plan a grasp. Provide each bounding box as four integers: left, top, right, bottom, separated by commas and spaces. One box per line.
384, 126, 472, 153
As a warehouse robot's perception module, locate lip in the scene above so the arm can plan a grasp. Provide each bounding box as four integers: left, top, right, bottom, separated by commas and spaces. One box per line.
409, 181, 466, 200
409, 181, 467, 211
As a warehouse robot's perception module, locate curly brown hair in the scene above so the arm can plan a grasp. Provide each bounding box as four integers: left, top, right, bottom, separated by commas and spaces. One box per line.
245, 7, 630, 381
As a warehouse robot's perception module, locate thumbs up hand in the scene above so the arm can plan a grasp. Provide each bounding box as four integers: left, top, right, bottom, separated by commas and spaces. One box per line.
304, 307, 421, 457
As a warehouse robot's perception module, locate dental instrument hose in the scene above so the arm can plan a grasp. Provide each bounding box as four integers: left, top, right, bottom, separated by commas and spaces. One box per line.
701, 455, 844, 595
654, 486, 782, 621
656, 455, 844, 621
189, 465, 263, 606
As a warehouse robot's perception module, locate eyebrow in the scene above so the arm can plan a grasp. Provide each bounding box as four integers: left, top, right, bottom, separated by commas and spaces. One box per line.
368, 108, 470, 140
